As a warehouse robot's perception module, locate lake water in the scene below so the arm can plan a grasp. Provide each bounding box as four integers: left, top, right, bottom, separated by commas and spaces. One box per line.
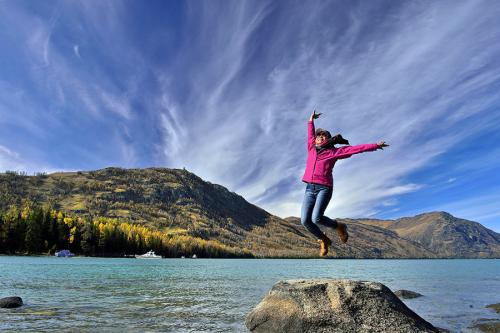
0, 257, 499, 332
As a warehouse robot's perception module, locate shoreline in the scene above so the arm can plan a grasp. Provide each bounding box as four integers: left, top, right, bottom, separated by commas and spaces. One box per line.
1, 253, 499, 260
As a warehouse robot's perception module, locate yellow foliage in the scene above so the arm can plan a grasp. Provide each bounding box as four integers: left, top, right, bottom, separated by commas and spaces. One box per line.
21, 201, 34, 219
70, 226, 77, 243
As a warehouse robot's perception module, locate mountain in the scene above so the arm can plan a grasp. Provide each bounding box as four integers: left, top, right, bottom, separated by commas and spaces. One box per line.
368, 212, 500, 258
1, 167, 499, 258
0, 167, 315, 257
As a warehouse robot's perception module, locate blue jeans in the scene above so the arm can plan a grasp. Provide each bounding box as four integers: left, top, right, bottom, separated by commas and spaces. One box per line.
300, 183, 338, 239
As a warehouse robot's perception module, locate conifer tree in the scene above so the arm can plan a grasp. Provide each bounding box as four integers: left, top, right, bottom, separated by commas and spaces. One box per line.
25, 207, 43, 253
41, 208, 52, 252
81, 220, 95, 255
48, 211, 58, 251
56, 213, 70, 250
0, 214, 5, 253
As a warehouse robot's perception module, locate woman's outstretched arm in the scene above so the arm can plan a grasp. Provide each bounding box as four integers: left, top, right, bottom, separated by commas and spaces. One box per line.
332, 141, 389, 159
307, 110, 321, 150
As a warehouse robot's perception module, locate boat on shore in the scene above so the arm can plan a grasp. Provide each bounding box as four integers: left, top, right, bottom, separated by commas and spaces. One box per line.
55, 249, 75, 257
135, 250, 162, 259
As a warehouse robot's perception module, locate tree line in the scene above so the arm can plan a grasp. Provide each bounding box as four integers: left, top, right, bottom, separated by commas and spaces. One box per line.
0, 203, 252, 258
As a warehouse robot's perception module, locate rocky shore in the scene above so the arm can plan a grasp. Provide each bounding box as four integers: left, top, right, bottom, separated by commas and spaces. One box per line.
468, 303, 500, 333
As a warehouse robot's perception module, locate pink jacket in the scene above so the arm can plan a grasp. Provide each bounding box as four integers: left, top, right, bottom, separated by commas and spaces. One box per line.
302, 120, 379, 187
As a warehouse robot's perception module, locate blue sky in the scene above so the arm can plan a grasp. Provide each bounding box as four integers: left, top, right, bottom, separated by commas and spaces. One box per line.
1, 1, 500, 231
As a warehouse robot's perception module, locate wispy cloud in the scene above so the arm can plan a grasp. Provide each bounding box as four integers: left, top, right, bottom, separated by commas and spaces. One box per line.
99, 91, 132, 120
0, 144, 67, 174
0, 149, 26, 172
154, 1, 500, 224
73, 45, 81, 59
0, 145, 20, 160
0, 1, 144, 169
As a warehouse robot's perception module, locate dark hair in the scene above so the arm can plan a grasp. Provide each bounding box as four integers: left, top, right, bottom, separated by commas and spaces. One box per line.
330, 134, 349, 145
315, 128, 332, 138
316, 134, 350, 151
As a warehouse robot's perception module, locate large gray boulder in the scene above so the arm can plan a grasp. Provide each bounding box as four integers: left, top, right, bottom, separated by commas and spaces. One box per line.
246, 279, 439, 333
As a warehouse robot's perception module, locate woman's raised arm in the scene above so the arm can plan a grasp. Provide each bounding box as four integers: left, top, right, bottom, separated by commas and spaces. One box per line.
307, 110, 321, 150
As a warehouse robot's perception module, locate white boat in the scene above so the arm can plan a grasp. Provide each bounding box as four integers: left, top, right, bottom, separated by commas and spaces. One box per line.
55, 249, 75, 257
135, 250, 162, 259
192, 254, 197, 259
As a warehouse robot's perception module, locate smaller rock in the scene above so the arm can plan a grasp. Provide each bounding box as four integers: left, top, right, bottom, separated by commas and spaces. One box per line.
394, 289, 423, 299
486, 303, 500, 314
469, 318, 500, 333
0, 296, 23, 308
435, 327, 452, 333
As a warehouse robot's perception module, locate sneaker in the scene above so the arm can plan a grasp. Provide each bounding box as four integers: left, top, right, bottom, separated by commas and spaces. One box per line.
337, 222, 349, 243
318, 236, 331, 256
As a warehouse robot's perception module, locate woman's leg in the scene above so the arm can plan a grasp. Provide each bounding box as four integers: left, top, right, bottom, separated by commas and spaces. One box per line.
300, 184, 326, 239
311, 186, 338, 229
312, 186, 348, 243
320, 216, 339, 229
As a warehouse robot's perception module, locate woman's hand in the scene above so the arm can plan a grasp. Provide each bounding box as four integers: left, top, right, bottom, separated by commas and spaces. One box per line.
310, 110, 322, 121
377, 141, 389, 149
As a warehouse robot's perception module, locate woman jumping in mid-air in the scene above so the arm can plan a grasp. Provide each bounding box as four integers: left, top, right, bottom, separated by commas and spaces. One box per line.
301, 110, 388, 256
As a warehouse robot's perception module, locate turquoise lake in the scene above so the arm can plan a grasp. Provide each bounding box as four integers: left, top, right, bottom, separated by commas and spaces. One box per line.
0, 257, 499, 332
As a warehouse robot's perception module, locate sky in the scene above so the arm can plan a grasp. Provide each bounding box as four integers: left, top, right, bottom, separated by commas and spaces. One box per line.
1, 1, 500, 231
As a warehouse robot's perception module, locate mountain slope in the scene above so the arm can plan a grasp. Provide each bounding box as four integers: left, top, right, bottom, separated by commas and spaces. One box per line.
0, 167, 312, 257
285, 217, 436, 258
1, 168, 499, 258
386, 212, 500, 258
